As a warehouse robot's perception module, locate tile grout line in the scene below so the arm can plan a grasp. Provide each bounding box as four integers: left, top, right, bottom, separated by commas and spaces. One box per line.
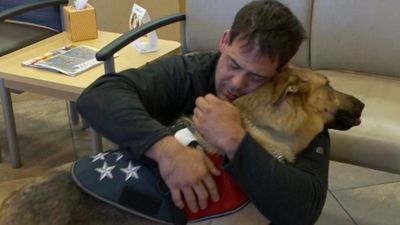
330, 180, 400, 192
328, 189, 359, 225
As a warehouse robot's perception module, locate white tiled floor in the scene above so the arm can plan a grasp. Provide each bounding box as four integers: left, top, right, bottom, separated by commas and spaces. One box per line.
316, 161, 400, 225
1, 92, 399, 225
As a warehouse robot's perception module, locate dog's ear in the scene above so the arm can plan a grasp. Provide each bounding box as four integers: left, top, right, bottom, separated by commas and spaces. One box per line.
271, 74, 308, 105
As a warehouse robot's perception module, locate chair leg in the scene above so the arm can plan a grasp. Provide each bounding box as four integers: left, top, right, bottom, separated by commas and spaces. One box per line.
69, 101, 91, 130
69, 101, 79, 125
82, 118, 90, 129
90, 127, 103, 154
0, 80, 21, 168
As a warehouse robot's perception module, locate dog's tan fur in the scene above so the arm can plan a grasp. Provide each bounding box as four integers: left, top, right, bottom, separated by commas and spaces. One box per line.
0, 68, 364, 225
232, 67, 363, 162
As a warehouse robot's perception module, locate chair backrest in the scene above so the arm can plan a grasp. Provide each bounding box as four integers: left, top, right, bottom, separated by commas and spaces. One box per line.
0, 0, 63, 31
184, 0, 313, 67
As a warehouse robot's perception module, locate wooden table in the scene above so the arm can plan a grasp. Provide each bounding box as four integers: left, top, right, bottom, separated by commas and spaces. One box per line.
0, 31, 181, 168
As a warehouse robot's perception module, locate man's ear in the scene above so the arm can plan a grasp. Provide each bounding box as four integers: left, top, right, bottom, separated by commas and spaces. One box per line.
219, 30, 230, 51
271, 74, 308, 105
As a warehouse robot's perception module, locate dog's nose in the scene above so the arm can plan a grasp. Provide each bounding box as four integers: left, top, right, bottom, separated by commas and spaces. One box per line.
353, 97, 365, 114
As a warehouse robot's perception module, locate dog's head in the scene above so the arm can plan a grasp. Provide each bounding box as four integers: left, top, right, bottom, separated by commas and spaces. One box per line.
269, 68, 365, 131
235, 68, 364, 133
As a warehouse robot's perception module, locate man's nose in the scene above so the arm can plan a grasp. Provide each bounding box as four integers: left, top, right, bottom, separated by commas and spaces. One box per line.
230, 73, 248, 90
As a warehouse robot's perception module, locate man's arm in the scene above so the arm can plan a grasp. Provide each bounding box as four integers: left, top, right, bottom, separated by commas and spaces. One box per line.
193, 94, 246, 159
76, 58, 188, 157
194, 94, 329, 225
76, 54, 222, 212
77, 54, 218, 157
225, 131, 330, 225
145, 136, 220, 212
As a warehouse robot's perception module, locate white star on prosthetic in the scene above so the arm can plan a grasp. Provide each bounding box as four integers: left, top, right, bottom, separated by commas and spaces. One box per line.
90, 152, 108, 162
95, 162, 115, 181
120, 161, 141, 181
113, 152, 124, 162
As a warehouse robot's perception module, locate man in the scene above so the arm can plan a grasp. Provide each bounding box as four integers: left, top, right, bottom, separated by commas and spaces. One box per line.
77, 1, 330, 224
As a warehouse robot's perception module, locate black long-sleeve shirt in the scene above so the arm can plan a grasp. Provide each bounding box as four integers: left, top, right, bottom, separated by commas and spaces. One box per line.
76, 52, 330, 225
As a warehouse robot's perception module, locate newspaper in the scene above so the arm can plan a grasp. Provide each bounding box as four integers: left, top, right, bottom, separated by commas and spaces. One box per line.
22, 45, 102, 76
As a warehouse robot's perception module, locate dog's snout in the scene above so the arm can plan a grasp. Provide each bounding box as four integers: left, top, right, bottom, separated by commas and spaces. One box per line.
350, 96, 365, 116
327, 93, 365, 130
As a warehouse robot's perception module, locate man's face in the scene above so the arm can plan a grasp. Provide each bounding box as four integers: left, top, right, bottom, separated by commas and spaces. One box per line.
215, 30, 280, 102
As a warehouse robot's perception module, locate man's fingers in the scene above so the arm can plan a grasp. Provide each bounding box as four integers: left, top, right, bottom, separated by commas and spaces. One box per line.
193, 183, 209, 210
195, 97, 207, 109
193, 107, 201, 119
204, 93, 219, 102
170, 188, 184, 209
205, 156, 221, 177
202, 173, 220, 203
195, 94, 219, 109
204, 157, 220, 202
182, 187, 199, 212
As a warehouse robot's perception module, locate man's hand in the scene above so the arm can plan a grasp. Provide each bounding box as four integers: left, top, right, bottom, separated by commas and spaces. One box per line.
193, 94, 246, 159
145, 136, 220, 212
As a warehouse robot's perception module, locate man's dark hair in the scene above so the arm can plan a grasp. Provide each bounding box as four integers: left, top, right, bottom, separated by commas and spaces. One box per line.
229, 0, 307, 70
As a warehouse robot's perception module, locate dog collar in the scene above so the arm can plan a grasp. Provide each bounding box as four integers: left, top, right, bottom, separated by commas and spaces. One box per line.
241, 116, 286, 163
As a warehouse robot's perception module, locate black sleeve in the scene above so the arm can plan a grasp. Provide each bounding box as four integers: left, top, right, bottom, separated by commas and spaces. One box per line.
77, 53, 218, 160
76, 56, 194, 160
224, 130, 330, 225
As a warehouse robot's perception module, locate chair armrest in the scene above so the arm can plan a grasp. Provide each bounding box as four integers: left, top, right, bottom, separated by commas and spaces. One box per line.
96, 12, 186, 61
0, 0, 68, 21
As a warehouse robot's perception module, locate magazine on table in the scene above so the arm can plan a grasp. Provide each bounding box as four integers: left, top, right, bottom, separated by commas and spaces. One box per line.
22, 45, 102, 77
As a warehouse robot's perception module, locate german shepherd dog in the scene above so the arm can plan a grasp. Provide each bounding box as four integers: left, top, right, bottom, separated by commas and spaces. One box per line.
0, 68, 364, 225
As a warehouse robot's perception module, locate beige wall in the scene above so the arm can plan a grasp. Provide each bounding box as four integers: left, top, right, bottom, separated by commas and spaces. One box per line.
72, 0, 184, 42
